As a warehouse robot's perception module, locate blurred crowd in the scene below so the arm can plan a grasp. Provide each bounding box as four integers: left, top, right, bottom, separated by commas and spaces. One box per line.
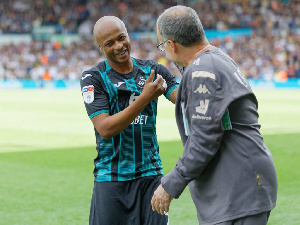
0, 0, 299, 80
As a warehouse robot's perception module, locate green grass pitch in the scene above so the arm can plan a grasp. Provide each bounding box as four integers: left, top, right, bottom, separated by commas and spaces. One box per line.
0, 89, 300, 225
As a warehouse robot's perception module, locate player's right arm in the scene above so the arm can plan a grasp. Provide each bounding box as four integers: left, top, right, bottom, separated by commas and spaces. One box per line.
82, 70, 165, 140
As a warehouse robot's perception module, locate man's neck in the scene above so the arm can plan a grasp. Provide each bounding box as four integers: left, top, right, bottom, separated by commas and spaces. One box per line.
107, 58, 133, 74
181, 42, 211, 67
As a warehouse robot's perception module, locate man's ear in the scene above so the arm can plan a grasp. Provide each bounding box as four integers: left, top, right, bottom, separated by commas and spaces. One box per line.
168, 40, 176, 53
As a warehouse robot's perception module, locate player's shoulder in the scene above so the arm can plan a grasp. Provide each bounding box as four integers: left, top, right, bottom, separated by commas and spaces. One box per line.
81, 61, 106, 81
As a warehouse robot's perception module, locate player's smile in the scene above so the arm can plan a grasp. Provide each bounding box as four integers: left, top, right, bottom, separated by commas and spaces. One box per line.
115, 48, 128, 58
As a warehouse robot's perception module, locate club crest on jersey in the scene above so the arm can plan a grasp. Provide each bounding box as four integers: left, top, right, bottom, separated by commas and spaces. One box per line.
82, 85, 94, 104
193, 58, 200, 65
137, 76, 146, 88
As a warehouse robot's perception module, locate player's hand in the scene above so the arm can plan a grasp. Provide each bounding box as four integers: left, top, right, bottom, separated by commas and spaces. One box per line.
141, 70, 165, 103
151, 184, 173, 215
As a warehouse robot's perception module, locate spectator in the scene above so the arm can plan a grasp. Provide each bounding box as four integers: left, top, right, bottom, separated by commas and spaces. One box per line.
0, 0, 299, 81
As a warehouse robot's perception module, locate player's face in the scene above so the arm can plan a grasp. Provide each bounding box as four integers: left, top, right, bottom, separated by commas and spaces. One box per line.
98, 24, 131, 64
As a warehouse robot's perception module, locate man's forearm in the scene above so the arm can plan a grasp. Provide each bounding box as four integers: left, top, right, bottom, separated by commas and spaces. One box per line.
92, 94, 152, 140
169, 88, 178, 104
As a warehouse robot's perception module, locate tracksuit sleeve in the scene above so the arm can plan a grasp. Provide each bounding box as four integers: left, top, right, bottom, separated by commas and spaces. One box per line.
161, 71, 233, 198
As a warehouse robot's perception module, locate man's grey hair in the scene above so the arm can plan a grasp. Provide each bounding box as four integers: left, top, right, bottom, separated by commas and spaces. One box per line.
157, 5, 205, 47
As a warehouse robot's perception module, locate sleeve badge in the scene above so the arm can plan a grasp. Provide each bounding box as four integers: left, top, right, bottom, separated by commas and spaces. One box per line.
82, 85, 94, 104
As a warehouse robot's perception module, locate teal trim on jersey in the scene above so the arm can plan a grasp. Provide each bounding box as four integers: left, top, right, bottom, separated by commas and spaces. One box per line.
118, 77, 140, 180
132, 60, 161, 174
140, 123, 144, 164
117, 128, 135, 181
95, 137, 115, 182
99, 70, 119, 115
166, 85, 179, 100
97, 66, 121, 181
132, 58, 138, 66
131, 124, 135, 180
132, 58, 152, 76
93, 59, 164, 181
133, 60, 164, 175
89, 109, 109, 119
124, 77, 139, 92
104, 60, 112, 71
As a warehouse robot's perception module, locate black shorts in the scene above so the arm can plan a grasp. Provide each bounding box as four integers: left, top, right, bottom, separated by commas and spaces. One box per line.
89, 175, 169, 225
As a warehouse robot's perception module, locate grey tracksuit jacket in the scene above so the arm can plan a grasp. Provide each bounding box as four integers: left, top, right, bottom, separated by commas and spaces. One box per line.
161, 47, 277, 224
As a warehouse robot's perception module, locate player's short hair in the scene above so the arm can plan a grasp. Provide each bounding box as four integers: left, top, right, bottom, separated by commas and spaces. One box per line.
157, 5, 205, 47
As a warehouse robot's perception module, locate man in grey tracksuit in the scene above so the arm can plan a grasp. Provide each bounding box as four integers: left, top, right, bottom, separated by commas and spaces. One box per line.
151, 5, 277, 225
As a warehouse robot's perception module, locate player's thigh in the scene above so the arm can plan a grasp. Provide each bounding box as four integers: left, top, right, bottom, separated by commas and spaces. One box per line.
89, 182, 127, 225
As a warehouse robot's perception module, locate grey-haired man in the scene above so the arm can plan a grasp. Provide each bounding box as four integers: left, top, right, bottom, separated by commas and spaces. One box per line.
151, 5, 277, 225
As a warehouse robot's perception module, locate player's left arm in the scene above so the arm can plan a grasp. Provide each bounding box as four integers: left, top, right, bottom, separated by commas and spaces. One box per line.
168, 87, 178, 104
155, 63, 179, 104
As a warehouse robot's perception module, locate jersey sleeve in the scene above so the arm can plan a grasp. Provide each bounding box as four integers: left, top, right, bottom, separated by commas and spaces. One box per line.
155, 63, 179, 100
161, 70, 233, 198
80, 71, 110, 119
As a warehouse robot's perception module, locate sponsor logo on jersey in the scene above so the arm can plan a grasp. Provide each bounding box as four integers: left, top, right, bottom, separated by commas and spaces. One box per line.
194, 84, 211, 94
114, 82, 125, 88
192, 71, 215, 80
195, 99, 209, 114
82, 85, 94, 104
129, 92, 149, 125
131, 115, 149, 125
192, 114, 212, 120
81, 73, 92, 80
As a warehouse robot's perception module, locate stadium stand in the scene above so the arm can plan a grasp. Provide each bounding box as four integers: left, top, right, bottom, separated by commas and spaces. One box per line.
0, 0, 299, 82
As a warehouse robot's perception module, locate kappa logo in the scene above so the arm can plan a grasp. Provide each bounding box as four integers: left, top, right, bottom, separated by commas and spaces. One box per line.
193, 58, 200, 65
195, 99, 209, 114
114, 82, 125, 88
194, 84, 211, 94
81, 73, 92, 80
